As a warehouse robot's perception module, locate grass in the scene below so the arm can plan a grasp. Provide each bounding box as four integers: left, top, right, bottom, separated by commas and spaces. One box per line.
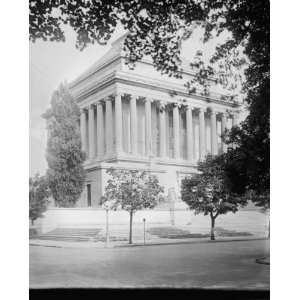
146, 226, 252, 239
94, 236, 128, 242
215, 227, 253, 237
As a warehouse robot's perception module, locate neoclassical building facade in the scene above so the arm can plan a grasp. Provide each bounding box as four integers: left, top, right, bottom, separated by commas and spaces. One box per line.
69, 35, 240, 208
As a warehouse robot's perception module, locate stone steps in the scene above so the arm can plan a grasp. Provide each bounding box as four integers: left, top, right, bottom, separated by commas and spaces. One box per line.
38, 228, 101, 242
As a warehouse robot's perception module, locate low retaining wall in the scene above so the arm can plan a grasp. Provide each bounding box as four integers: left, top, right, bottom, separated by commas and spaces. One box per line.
34, 207, 269, 236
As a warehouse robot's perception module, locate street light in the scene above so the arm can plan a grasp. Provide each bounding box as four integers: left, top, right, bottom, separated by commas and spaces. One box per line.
143, 218, 146, 245
103, 203, 110, 248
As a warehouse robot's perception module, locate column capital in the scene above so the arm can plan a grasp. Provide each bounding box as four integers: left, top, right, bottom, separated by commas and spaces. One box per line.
112, 92, 125, 99
137, 96, 147, 103
105, 95, 114, 101
207, 106, 216, 114
192, 106, 200, 113
130, 94, 141, 101
80, 108, 87, 113
230, 109, 238, 115
158, 101, 167, 111
97, 99, 105, 106
180, 104, 189, 112
88, 103, 96, 109
144, 97, 154, 104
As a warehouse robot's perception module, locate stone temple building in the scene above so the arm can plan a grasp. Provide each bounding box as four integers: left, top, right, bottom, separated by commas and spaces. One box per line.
69, 35, 240, 209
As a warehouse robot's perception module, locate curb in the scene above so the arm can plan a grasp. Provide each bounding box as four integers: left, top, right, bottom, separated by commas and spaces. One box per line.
255, 256, 270, 265
30, 237, 268, 249
29, 243, 62, 248
115, 237, 268, 248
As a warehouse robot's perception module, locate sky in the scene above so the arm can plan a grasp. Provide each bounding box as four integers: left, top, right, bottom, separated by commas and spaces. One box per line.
29, 25, 237, 177
30, 26, 124, 176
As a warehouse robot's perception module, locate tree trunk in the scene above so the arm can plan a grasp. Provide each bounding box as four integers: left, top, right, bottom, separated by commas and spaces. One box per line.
210, 216, 215, 240
129, 210, 133, 244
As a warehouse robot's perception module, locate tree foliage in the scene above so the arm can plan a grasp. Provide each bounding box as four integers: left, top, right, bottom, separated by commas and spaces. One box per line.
43, 83, 86, 207
30, 0, 269, 205
103, 168, 164, 243
29, 174, 50, 225
223, 79, 269, 208
181, 155, 247, 240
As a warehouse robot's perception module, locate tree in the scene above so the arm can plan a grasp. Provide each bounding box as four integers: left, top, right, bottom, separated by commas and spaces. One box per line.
30, 0, 269, 204
181, 155, 247, 240
103, 168, 164, 244
223, 78, 270, 208
43, 83, 86, 207
29, 174, 50, 225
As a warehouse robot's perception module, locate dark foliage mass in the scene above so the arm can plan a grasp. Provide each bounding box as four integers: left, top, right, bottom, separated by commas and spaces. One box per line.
29, 174, 50, 225
103, 168, 164, 244
43, 84, 86, 207
30, 0, 269, 206
181, 155, 247, 240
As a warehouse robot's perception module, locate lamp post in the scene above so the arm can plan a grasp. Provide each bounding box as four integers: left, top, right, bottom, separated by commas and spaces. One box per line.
104, 204, 110, 248
143, 218, 146, 245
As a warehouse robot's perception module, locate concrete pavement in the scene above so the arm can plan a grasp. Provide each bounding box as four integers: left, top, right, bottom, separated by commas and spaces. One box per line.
30, 239, 269, 289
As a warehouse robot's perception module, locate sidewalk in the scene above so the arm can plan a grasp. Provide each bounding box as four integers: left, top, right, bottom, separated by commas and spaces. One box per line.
30, 214, 269, 249
29, 235, 268, 249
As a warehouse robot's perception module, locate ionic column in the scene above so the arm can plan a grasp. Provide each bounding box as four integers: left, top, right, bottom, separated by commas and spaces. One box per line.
221, 112, 227, 153
130, 95, 138, 155
173, 104, 180, 160
186, 105, 193, 161
145, 98, 152, 156
96, 101, 104, 158
115, 93, 123, 154
231, 112, 238, 149
88, 104, 96, 159
199, 107, 206, 161
232, 113, 238, 127
210, 108, 218, 156
80, 109, 87, 154
159, 102, 166, 157
105, 98, 113, 154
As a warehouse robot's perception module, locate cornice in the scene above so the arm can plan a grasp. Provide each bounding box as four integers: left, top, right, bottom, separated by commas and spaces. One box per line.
70, 52, 218, 91
83, 153, 200, 171
74, 71, 239, 108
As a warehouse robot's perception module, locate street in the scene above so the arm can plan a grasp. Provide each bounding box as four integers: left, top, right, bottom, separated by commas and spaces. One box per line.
30, 239, 269, 289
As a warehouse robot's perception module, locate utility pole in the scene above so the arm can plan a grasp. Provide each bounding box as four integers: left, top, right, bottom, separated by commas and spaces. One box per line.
105, 205, 110, 248
143, 218, 146, 245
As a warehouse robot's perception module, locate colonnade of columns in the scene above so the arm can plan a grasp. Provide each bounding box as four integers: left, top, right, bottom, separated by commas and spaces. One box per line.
80, 93, 237, 162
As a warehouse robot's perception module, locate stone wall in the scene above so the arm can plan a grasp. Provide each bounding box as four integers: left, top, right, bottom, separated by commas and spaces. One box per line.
35, 207, 269, 237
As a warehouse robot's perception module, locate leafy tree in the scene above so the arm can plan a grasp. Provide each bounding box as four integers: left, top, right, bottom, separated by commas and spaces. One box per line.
223, 79, 270, 208
181, 155, 247, 240
29, 174, 50, 225
103, 168, 164, 244
30, 0, 269, 205
43, 83, 86, 207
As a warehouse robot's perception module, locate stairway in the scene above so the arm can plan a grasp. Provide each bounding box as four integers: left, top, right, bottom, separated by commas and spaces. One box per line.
37, 228, 101, 242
